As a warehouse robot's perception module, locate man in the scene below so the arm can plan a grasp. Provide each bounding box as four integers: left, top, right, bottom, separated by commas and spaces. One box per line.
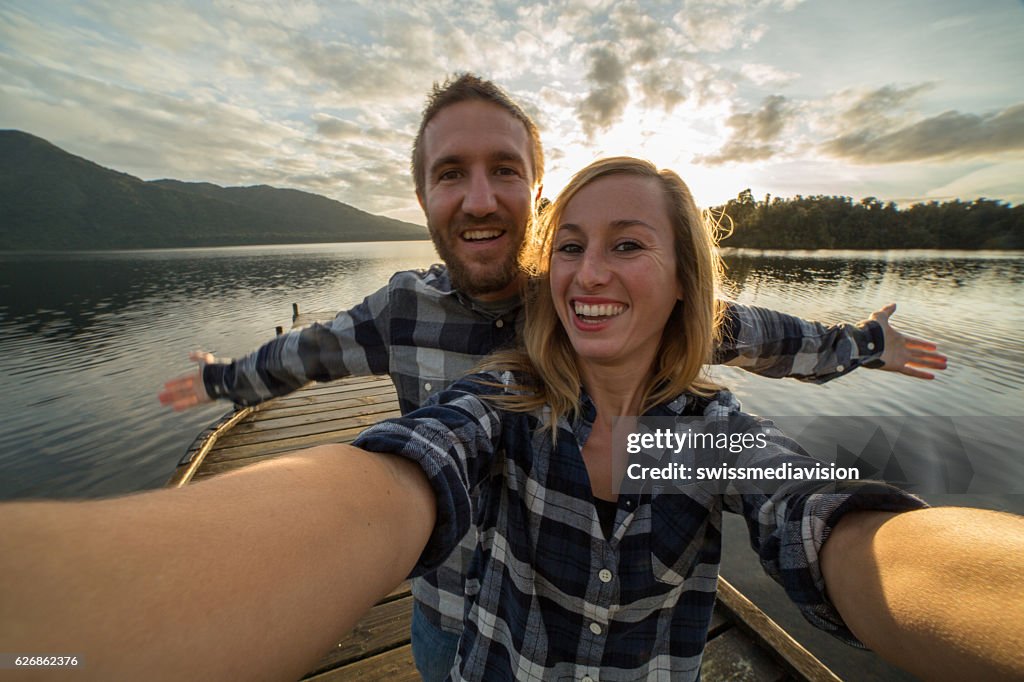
159, 74, 946, 679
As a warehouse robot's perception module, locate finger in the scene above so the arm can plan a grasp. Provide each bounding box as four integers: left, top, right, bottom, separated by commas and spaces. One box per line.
188, 350, 216, 365
909, 354, 948, 369
158, 388, 190, 409
901, 336, 939, 350
162, 375, 193, 391
898, 366, 936, 380
871, 302, 897, 321
171, 396, 198, 412
159, 389, 189, 407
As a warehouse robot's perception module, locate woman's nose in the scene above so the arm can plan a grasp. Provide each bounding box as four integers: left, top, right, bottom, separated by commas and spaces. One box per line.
576, 250, 610, 288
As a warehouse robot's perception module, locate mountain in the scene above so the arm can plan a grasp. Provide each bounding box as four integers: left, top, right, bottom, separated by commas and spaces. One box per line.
0, 130, 428, 250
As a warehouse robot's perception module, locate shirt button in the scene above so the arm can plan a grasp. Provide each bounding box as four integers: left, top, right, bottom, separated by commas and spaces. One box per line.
424, 382, 432, 391
496, 319, 504, 328
589, 622, 602, 635
598, 569, 613, 583
835, 365, 844, 373
867, 342, 875, 350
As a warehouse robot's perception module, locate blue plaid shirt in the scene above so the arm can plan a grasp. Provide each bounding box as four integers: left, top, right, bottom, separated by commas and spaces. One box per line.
203, 264, 887, 633
353, 374, 925, 681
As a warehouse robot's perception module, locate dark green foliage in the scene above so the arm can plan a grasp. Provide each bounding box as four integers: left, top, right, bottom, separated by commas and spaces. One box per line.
716, 189, 1022, 250
0, 130, 428, 250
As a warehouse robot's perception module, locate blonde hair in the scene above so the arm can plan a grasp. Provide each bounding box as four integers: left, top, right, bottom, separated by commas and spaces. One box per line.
479, 157, 725, 432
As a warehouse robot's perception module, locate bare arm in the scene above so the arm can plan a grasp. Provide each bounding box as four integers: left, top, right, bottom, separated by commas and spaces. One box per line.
0, 445, 435, 680
821, 507, 1024, 680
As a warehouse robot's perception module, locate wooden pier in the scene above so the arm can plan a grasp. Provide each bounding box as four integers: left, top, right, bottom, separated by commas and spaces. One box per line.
166, 309, 842, 681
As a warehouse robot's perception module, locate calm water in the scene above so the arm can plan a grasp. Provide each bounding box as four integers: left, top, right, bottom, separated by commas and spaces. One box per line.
1, 243, 1022, 680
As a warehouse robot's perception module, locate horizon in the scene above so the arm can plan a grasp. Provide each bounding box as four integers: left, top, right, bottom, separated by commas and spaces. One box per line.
5, 127, 1019, 221
1, 1, 1021, 226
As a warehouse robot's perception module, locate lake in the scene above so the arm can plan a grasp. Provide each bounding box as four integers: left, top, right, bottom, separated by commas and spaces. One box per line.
1, 243, 1022, 681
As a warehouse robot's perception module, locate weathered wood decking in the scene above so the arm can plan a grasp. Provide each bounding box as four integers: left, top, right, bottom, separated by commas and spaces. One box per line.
166, 309, 841, 681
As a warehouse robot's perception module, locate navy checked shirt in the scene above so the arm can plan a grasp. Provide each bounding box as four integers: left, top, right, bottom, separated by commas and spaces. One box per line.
353, 374, 925, 681
203, 264, 887, 633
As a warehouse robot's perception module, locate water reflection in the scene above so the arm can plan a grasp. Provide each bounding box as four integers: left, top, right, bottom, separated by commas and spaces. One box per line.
0, 245, 432, 340
0, 246, 1021, 499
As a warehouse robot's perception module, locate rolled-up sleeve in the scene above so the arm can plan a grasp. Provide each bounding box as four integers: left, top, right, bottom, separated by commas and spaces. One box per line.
352, 374, 505, 575
712, 398, 927, 645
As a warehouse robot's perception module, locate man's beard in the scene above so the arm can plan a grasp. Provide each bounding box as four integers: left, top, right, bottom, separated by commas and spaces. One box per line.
429, 218, 525, 298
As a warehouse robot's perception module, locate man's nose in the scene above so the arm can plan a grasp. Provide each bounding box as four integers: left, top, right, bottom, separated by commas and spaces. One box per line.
462, 171, 498, 217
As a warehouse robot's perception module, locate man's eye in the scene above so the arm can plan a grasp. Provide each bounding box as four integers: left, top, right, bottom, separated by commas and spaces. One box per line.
496, 167, 520, 176
439, 169, 461, 181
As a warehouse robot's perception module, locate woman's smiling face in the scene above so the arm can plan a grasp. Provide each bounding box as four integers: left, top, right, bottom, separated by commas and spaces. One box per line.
549, 174, 682, 373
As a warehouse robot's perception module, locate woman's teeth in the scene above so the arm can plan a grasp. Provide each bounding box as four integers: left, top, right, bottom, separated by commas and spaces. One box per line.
574, 302, 625, 319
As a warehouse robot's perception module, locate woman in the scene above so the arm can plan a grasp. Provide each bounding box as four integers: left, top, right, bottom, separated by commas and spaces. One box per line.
350, 156, 928, 679
1, 158, 1020, 681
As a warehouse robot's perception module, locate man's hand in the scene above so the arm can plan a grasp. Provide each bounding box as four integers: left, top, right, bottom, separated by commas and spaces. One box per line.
870, 303, 948, 380
158, 351, 216, 411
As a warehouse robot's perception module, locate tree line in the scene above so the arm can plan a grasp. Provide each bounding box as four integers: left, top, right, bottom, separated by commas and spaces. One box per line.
713, 190, 1023, 250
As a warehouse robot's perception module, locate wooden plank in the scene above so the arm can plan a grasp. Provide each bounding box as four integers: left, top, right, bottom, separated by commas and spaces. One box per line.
204, 421, 384, 464
192, 428, 370, 479
279, 380, 395, 400
226, 400, 400, 436
382, 581, 411, 603
237, 396, 398, 421
716, 579, 841, 682
303, 644, 418, 682
702, 626, 787, 682
305, 596, 414, 676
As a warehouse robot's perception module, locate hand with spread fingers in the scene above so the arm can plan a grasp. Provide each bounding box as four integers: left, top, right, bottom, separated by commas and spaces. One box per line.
158, 351, 216, 411
870, 303, 948, 380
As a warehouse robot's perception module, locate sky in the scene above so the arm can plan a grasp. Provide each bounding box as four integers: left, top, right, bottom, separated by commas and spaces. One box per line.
1, 0, 1022, 225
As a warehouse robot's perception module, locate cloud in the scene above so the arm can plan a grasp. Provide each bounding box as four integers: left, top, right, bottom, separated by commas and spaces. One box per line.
696, 95, 794, 165
822, 102, 1024, 163
312, 114, 361, 139
576, 46, 629, 138
561, 0, 805, 135
740, 63, 798, 87
836, 83, 934, 128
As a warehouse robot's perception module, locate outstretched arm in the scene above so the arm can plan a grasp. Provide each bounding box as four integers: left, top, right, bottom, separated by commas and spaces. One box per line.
0, 445, 435, 680
158, 285, 394, 411
717, 301, 946, 382
821, 507, 1024, 680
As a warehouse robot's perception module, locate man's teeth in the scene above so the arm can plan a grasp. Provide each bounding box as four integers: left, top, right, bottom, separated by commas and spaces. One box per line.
574, 302, 625, 318
463, 229, 502, 241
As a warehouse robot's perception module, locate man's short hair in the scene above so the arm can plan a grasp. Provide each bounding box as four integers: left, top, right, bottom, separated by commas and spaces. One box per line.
411, 73, 544, 197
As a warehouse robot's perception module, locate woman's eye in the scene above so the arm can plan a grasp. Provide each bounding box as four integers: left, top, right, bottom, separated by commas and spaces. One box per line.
614, 241, 642, 252
556, 243, 583, 254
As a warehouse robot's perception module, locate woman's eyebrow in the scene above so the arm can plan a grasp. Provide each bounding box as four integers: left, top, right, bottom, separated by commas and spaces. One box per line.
557, 220, 657, 234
